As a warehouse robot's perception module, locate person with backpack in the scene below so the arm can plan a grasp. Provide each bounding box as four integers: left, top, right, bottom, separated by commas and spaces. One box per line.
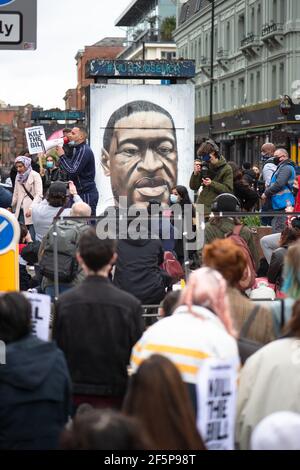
258, 143, 277, 226
203, 238, 275, 345
261, 148, 296, 233
201, 193, 259, 273
32, 181, 83, 242
39, 201, 91, 300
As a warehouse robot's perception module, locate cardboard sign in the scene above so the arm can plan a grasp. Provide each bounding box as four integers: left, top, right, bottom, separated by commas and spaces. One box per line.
25, 125, 46, 154
196, 358, 237, 450
25, 292, 51, 341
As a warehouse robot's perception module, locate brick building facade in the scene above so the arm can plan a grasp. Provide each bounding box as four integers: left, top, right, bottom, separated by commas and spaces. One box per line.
75, 37, 125, 111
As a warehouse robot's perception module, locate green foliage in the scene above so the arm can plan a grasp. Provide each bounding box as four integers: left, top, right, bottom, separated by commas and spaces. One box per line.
160, 16, 176, 41
241, 215, 261, 227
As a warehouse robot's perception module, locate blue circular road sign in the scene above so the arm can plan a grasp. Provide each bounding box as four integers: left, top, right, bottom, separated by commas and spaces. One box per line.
0, 215, 14, 252
0, 0, 15, 6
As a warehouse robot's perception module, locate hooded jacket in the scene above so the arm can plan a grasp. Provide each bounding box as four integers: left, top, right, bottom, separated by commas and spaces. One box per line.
0, 335, 71, 450
189, 156, 233, 214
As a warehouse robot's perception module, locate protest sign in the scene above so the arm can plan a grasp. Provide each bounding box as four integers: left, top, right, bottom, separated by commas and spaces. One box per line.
25, 292, 51, 341
196, 358, 237, 450
25, 125, 46, 154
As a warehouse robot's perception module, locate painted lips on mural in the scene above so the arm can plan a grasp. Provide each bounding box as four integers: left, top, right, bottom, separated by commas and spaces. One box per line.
135, 177, 168, 198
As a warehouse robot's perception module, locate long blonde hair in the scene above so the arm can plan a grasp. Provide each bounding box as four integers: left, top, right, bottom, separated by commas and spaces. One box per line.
179, 267, 236, 337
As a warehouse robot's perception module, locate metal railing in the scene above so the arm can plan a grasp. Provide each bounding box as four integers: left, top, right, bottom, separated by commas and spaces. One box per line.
241, 34, 260, 48
51, 213, 200, 301
117, 29, 174, 59
216, 48, 229, 59
262, 23, 283, 37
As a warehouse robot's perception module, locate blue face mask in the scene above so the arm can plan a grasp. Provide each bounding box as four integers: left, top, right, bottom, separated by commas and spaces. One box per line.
46, 161, 54, 169
69, 140, 76, 146
170, 194, 179, 204
202, 154, 211, 163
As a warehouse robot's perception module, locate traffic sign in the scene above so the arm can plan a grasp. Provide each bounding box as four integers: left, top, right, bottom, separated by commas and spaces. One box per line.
0, 1, 16, 6
0, 12, 22, 44
0, 0, 36, 50
0, 209, 20, 291
0, 216, 14, 252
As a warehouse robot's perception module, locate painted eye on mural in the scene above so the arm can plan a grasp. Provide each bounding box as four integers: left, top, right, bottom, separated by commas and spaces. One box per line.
156, 143, 174, 157
119, 145, 141, 157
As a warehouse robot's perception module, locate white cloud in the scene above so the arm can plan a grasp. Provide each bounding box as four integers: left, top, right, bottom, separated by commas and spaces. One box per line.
0, 0, 129, 108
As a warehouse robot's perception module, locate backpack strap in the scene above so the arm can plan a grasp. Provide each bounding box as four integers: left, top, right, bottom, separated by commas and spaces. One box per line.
240, 305, 260, 338
55, 205, 66, 219
22, 184, 34, 201
232, 224, 243, 236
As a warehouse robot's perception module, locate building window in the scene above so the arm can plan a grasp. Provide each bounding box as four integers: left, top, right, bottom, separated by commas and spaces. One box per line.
222, 83, 226, 111
280, 0, 286, 23
257, 4, 262, 34
205, 89, 209, 115
205, 34, 209, 58
238, 14, 245, 44
161, 51, 176, 60
250, 73, 254, 104
251, 7, 255, 34
198, 90, 201, 117
226, 21, 231, 52
279, 62, 285, 95
238, 78, 245, 106
214, 27, 218, 59
230, 80, 235, 107
214, 86, 218, 113
273, 0, 278, 23
198, 37, 202, 66
272, 65, 277, 99
257, 71, 261, 101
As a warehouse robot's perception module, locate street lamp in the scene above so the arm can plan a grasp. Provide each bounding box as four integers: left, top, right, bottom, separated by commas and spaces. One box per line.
209, 0, 215, 138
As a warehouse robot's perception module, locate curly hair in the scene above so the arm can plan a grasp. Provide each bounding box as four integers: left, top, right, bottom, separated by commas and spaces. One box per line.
202, 238, 247, 288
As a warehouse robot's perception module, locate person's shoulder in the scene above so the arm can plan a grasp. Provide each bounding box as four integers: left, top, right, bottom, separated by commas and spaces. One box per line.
109, 282, 142, 308
56, 284, 83, 307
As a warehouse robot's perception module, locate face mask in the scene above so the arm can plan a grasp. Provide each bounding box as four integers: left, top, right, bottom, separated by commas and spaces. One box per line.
69, 140, 76, 146
170, 194, 179, 204
260, 153, 268, 161
202, 154, 211, 163
46, 161, 54, 169
273, 156, 280, 165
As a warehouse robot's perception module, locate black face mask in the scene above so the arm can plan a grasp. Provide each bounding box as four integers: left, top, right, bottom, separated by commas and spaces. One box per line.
273, 157, 280, 165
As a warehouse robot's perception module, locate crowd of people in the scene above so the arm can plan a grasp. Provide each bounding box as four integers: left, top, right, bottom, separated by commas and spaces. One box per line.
1, 129, 300, 451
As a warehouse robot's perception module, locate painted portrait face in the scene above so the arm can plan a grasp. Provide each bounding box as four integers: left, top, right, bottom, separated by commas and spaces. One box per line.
101, 110, 178, 207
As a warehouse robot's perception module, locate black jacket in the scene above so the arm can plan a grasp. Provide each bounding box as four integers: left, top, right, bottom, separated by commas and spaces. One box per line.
0, 335, 71, 450
234, 180, 259, 211
42, 167, 68, 193
53, 276, 144, 397
114, 238, 166, 304
267, 246, 287, 289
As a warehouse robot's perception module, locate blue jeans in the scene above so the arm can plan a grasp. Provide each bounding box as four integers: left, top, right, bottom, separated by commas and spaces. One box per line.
44, 284, 71, 301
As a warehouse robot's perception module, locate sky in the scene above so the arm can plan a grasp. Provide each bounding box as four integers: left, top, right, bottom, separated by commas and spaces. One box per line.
0, 0, 130, 109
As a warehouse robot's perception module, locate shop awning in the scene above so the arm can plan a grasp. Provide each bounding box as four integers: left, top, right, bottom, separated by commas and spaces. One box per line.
229, 125, 275, 137
229, 130, 248, 136
248, 126, 275, 133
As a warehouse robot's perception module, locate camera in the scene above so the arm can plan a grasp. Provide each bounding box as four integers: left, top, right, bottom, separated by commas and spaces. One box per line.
201, 164, 209, 179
